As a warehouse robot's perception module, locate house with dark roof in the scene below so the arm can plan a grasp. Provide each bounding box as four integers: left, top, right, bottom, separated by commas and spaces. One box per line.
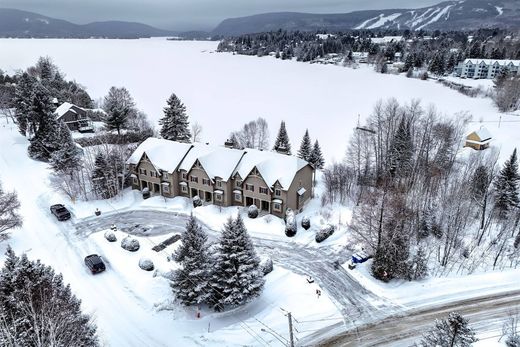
54, 102, 93, 132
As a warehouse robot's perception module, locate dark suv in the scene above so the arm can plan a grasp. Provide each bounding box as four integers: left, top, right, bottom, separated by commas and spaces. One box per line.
50, 204, 71, 221
84, 255, 106, 274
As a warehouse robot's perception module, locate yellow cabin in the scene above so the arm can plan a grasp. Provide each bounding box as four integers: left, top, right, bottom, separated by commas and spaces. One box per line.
464, 127, 492, 150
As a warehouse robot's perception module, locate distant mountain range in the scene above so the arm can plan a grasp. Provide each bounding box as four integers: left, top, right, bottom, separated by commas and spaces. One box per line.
0, 8, 175, 38
212, 0, 520, 36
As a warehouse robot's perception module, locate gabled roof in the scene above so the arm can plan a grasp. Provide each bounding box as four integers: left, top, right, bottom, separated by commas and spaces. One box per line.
463, 59, 520, 67
126, 138, 193, 173
473, 127, 492, 141
54, 102, 82, 119
179, 143, 244, 182
233, 148, 309, 189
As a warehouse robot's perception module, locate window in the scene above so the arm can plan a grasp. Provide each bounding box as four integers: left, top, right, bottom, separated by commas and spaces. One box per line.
203, 178, 211, 185
150, 171, 156, 178
182, 172, 187, 179
273, 203, 281, 211
181, 185, 188, 192
190, 176, 198, 183
275, 189, 281, 197
217, 180, 222, 188
236, 180, 242, 187
215, 194, 222, 201
245, 184, 254, 192
139, 168, 147, 176
259, 187, 269, 195
163, 185, 170, 193
133, 177, 138, 185
235, 194, 242, 201
163, 172, 169, 180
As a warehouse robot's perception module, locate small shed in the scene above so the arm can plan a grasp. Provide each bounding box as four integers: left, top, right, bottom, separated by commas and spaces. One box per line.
464, 127, 492, 150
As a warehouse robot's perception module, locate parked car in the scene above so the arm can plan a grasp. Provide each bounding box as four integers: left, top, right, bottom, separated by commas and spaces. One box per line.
84, 254, 106, 274
50, 204, 71, 221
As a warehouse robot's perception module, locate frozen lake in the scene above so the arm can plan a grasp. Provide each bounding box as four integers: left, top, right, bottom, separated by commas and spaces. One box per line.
0, 38, 510, 162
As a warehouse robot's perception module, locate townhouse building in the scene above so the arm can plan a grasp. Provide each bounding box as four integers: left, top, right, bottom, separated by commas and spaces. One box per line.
126, 138, 314, 217
454, 59, 520, 79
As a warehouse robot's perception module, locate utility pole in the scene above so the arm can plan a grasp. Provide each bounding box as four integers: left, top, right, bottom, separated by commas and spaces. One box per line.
288, 312, 295, 347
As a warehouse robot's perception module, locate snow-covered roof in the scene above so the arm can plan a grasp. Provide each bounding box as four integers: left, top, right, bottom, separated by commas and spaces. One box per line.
468, 127, 492, 141
54, 102, 81, 119
463, 59, 520, 67
178, 143, 245, 182
233, 148, 309, 189
126, 138, 193, 173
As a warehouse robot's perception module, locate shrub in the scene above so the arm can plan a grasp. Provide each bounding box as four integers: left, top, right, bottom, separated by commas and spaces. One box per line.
193, 195, 202, 208
260, 258, 273, 275
104, 230, 117, 242
138, 258, 154, 271
285, 209, 297, 237
301, 216, 311, 230
121, 236, 140, 252
316, 225, 335, 243
248, 204, 259, 218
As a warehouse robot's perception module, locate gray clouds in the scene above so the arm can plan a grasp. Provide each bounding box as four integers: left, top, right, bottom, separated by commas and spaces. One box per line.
0, 0, 442, 30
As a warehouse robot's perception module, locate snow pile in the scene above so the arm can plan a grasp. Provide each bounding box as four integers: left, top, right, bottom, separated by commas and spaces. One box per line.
138, 257, 154, 271
121, 236, 140, 252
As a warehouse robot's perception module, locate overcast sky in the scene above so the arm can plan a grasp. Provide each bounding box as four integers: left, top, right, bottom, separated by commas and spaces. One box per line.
1, 0, 442, 31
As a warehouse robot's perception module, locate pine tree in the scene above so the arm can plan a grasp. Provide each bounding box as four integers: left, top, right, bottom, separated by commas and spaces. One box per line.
210, 215, 264, 311
171, 215, 213, 306
308, 140, 325, 169
273, 121, 291, 154
409, 246, 428, 280
159, 93, 191, 143
50, 121, 82, 175
420, 312, 477, 347
494, 149, 520, 217
103, 86, 135, 135
429, 52, 446, 76
388, 116, 413, 178
0, 247, 99, 346
297, 129, 312, 161
13, 72, 37, 136
91, 153, 111, 199
27, 111, 62, 162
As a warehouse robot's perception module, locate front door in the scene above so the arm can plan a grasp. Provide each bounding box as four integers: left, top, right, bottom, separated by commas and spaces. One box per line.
205, 191, 212, 202
261, 200, 270, 212
191, 188, 198, 197
245, 197, 254, 207
154, 183, 160, 193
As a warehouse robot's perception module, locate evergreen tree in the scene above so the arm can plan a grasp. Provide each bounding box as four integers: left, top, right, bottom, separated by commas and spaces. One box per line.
27, 111, 62, 162
309, 140, 325, 169
408, 246, 428, 280
171, 215, 213, 306
429, 52, 446, 76
91, 153, 111, 199
159, 93, 191, 143
420, 312, 477, 347
50, 121, 82, 175
103, 86, 135, 135
210, 215, 264, 311
273, 121, 291, 154
297, 129, 312, 161
13, 73, 37, 136
388, 116, 413, 178
494, 149, 520, 217
0, 247, 98, 346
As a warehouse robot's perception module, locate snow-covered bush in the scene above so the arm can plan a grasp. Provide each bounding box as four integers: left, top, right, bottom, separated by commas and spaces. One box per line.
301, 216, 311, 230
104, 230, 117, 242
248, 204, 258, 219
285, 209, 297, 237
142, 187, 150, 199
260, 258, 273, 275
193, 195, 202, 208
138, 258, 154, 271
316, 225, 335, 243
121, 236, 140, 252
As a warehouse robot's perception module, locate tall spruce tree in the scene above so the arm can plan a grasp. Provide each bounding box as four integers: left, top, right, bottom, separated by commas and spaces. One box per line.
91, 153, 111, 199
494, 149, 519, 217
0, 247, 99, 346
297, 129, 312, 161
50, 121, 81, 175
13, 72, 37, 136
388, 116, 413, 178
171, 215, 213, 306
27, 111, 62, 162
420, 312, 477, 347
210, 215, 264, 311
159, 93, 191, 143
273, 121, 291, 154
103, 86, 135, 135
309, 140, 325, 169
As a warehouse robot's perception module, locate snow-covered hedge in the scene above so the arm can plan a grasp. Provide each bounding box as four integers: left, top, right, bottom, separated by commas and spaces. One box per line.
121, 236, 140, 252
138, 258, 154, 271
104, 230, 117, 242
285, 209, 297, 237
248, 205, 258, 219
301, 216, 311, 230
316, 225, 335, 243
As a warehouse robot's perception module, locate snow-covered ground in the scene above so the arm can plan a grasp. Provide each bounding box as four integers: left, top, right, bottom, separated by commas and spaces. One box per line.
1, 38, 518, 163
0, 120, 340, 346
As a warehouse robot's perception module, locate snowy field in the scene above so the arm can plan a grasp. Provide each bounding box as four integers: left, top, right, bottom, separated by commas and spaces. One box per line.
0, 38, 518, 163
